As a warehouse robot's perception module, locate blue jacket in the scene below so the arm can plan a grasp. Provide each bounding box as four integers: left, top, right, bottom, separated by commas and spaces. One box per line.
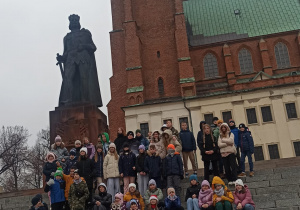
93, 152, 104, 177
238, 130, 254, 153
165, 196, 182, 210
118, 151, 136, 177
230, 127, 239, 147
163, 154, 183, 177
44, 178, 65, 204
179, 129, 196, 151
144, 154, 161, 178
63, 157, 77, 175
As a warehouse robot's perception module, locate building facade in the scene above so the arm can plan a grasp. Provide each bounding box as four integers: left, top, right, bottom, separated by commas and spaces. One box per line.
108, 0, 300, 167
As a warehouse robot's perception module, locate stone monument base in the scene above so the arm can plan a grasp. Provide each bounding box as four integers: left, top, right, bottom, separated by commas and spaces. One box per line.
50, 103, 108, 149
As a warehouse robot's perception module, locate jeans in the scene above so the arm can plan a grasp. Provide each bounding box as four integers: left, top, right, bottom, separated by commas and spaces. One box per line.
243, 204, 255, 210
187, 198, 200, 210
222, 153, 237, 182
204, 160, 219, 182
107, 177, 120, 197
240, 151, 254, 172
167, 175, 181, 196
137, 173, 149, 197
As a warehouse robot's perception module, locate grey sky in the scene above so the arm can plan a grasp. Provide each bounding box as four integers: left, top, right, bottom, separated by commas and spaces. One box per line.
0, 1, 113, 145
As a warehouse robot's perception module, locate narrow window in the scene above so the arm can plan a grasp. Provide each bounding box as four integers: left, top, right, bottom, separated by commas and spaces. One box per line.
275, 42, 290, 69
222, 111, 232, 124
261, 106, 273, 122
163, 119, 172, 124
254, 146, 264, 161
140, 123, 149, 137
238, 48, 254, 74
179, 117, 189, 130
293, 141, 300, 156
268, 144, 280, 159
203, 53, 219, 78
246, 108, 258, 124
285, 103, 298, 119
204, 113, 214, 125
158, 78, 164, 94
157, 51, 160, 58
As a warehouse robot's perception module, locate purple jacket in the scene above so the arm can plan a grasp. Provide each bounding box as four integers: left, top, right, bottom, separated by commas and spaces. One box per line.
198, 180, 213, 207
233, 185, 255, 208
84, 143, 95, 159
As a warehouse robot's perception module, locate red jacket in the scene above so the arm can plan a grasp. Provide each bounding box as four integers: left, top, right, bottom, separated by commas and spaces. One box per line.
233, 185, 255, 208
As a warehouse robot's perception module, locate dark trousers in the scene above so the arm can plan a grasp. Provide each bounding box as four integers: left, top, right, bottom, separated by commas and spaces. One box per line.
236, 147, 242, 173
167, 175, 181, 196
51, 202, 65, 210
65, 200, 70, 210
150, 176, 161, 189
201, 205, 215, 210
218, 154, 224, 174
222, 153, 237, 182
204, 160, 219, 181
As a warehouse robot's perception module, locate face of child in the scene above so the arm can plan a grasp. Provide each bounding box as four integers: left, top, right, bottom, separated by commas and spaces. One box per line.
221, 126, 227, 132
217, 122, 222, 127
150, 199, 157, 205
168, 190, 175, 196
129, 187, 135, 193
99, 186, 106, 192
130, 203, 138, 210
181, 123, 187, 130
213, 120, 218, 125
75, 143, 81, 148
115, 197, 120, 203
97, 148, 103, 153
150, 148, 156, 154
48, 156, 54, 161
191, 179, 197, 185
84, 138, 89, 144
202, 185, 209, 191
239, 127, 245, 132
139, 148, 144, 153
70, 154, 75, 160
136, 132, 142, 137
128, 135, 133, 140
148, 132, 152, 137
153, 132, 159, 139
118, 128, 123, 134
70, 169, 75, 177
55, 141, 62, 146
124, 147, 129, 152
215, 184, 222, 190
236, 185, 243, 191
56, 176, 61, 180
149, 184, 156, 190
204, 126, 210, 134
109, 147, 115, 153
74, 173, 80, 180
102, 135, 106, 141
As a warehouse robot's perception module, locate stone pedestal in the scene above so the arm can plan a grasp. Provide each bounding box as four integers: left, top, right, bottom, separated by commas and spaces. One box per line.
49, 103, 108, 149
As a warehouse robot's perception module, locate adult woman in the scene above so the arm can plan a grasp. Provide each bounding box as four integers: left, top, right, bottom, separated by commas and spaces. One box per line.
114, 127, 127, 154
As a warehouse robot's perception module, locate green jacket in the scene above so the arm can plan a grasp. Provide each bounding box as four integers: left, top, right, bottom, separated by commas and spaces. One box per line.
68, 180, 89, 210
213, 127, 220, 141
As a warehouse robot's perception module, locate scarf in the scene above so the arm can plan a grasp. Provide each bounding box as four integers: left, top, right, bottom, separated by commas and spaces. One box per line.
151, 204, 157, 209
74, 178, 82, 184
214, 187, 224, 197
199, 188, 213, 200
167, 195, 177, 201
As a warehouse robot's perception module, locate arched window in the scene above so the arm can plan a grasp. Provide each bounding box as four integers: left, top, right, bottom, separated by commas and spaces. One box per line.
129, 96, 135, 105
136, 95, 142, 104
158, 77, 164, 94
275, 42, 290, 69
238, 48, 254, 74
203, 53, 219, 78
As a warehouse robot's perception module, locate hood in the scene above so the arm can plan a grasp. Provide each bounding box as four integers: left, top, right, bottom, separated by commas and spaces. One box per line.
45, 152, 57, 162
201, 180, 211, 188
212, 176, 225, 190
220, 123, 230, 134
101, 132, 110, 144
162, 129, 172, 141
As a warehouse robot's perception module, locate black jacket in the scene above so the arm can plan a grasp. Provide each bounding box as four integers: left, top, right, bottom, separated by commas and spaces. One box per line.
163, 154, 183, 177
198, 134, 219, 161
185, 184, 201, 201
114, 134, 126, 154
43, 161, 57, 182
75, 156, 94, 183
93, 192, 112, 210
144, 154, 161, 178
119, 151, 136, 177
93, 152, 104, 177
136, 153, 147, 173
121, 138, 141, 156
72, 146, 82, 158
29, 203, 48, 210
180, 129, 196, 151
64, 157, 77, 175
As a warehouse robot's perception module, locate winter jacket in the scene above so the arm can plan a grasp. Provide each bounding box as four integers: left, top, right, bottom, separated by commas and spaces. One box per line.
75, 156, 95, 185
114, 134, 127, 154
164, 196, 182, 210
212, 177, 234, 206
148, 138, 166, 159
163, 154, 183, 177
136, 153, 147, 173
68, 179, 89, 210
103, 151, 119, 179
84, 143, 96, 159
64, 157, 77, 175
124, 192, 145, 210
72, 146, 82, 158
93, 152, 104, 177
100, 132, 111, 155
63, 173, 85, 201
51, 143, 69, 162
218, 124, 236, 155
29, 203, 48, 210
161, 129, 182, 154
136, 135, 149, 150
119, 151, 136, 177
121, 138, 141, 156
44, 178, 65, 204
198, 188, 213, 207
179, 129, 196, 151
43, 161, 58, 182
213, 127, 220, 141
93, 191, 112, 210
233, 185, 255, 208
144, 188, 163, 205
144, 154, 161, 178
185, 183, 201, 201
198, 134, 219, 161
230, 127, 239, 147
238, 130, 254, 154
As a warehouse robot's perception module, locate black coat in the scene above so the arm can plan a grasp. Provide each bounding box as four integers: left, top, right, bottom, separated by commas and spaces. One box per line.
93, 192, 112, 210
163, 154, 183, 177
136, 153, 147, 173
198, 134, 219, 162
72, 146, 82, 158
185, 184, 201, 201
144, 154, 161, 178
75, 157, 94, 184
119, 151, 136, 177
114, 134, 126, 154
180, 129, 196, 151
93, 152, 104, 177
43, 161, 57, 182
121, 138, 141, 156
64, 157, 77, 175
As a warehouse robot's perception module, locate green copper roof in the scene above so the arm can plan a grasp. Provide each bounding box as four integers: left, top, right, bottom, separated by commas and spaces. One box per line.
126, 86, 144, 93
183, 0, 300, 46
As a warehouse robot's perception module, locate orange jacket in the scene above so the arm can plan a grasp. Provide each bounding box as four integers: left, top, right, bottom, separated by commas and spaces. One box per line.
124, 191, 145, 210
63, 174, 85, 200
212, 176, 234, 206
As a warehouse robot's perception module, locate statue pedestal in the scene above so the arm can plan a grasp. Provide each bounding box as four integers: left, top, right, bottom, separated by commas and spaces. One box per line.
49, 103, 108, 149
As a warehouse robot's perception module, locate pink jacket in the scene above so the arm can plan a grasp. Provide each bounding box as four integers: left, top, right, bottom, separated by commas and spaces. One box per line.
198, 180, 213, 207
233, 185, 255, 208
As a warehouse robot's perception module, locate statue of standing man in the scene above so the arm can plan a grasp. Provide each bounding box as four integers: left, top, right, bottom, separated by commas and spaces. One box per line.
56, 14, 103, 107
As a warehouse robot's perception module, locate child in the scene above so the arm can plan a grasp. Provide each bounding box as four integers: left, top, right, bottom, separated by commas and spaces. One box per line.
83, 137, 95, 159
103, 143, 120, 197
218, 123, 237, 185
119, 143, 136, 193
64, 149, 77, 175
185, 175, 201, 210
44, 168, 66, 210
162, 130, 182, 154
233, 179, 255, 210
212, 176, 234, 210
163, 144, 183, 196
179, 121, 197, 176
110, 192, 124, 210
124, 183, 145, 210
93, 144, 105, 187
144, 179, 163, 206
136, 129, 149, 150
198, 180, 213, 210
136, 145, 148, 197
30, 194, 48, 210
198, 124, 219, 182
238, 123, 255, 177
148, 131, 166, 159
68, 169, 89, 210
146, 195, 159, 210
129, 199, 140, 210
51, 135, 69, 168
43, 152, 58, 182
72, 140, 82, 157
93, 183, 112, 210
164, 187, 184, 210
98, 132, 111, 155
145, 144, 162, 189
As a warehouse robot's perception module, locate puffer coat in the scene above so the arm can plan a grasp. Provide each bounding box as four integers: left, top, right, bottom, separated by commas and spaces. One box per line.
103, 151, 119, 179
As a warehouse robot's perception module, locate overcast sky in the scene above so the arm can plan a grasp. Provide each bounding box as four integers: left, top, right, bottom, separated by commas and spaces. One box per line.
0, 1, 113, 145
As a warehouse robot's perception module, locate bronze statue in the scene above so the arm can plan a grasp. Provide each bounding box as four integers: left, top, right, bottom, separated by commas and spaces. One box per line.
56, 14, 102, 107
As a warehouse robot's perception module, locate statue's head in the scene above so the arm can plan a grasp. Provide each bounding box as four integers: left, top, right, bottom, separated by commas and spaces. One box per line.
68, 14, 81, 31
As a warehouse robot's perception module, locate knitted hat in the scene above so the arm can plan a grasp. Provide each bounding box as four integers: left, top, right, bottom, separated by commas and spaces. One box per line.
189, 174, 198, 182
229, 119, 235, 123
130, 199, 138, 205
129, 183, 136, 190
167, 144, 175, 150
96, 144, 103, 150
74, 169, 79, 174
115, 192, 123, 204
54, 168, 63, 178
212, 117, 219, 122
149, 195, 158, 202
201, 180, 210, 188
138, 145, 145, 150
75, 140, 81, 145
136, 129, 142, 134
80, 147, 87, 154
31, 196, 40, 206
167, 187, 175, 194
70, 149, 76, 156
161, 124, 168, 131
98, 183, 107, 191
123, 143, 130, 149
127, 131, 134, 137
55, 135, 62, 142
216, 119, 224, 124
235, 179, 244, 187
148, 179, 156, 186
239, 123, 246, 129
109, 143, 116, 149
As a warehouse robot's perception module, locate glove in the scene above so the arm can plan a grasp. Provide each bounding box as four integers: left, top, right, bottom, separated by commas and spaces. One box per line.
50, 172, 55, 177
47, 179, 54, 186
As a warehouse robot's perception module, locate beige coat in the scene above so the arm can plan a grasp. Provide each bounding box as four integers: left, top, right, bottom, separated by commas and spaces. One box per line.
162, 129, 182, 153
148, 137, 166, 159
218, 123, 236, 155
103, 151, 119, 179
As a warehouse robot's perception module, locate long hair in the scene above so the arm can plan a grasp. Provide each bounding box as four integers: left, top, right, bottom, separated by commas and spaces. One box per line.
202, 124, 215, 148
94, 145, 105, 162
220, 124, 230, 138
78, 153, 87, 161
118, 127, 126, 136
109, 148, 119, 160
53, 142, 65, 150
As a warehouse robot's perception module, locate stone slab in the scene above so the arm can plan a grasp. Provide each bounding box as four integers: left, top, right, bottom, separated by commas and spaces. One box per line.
247, 180, 270, 189
253, 192, 299, 202
276, 199, 300, 208
255, 201, 276, 209
270, 178, 300, 187
274, 166, 300, 174
245, 174, 281, 182
256, 185, 300, 195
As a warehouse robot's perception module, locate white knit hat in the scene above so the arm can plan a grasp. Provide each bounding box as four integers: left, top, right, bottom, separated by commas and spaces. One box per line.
128, 183, 136, 189
75, 140, 81, 145
235, 179, 244, 187
80, 147, 87, 154
109, 143, 116, 149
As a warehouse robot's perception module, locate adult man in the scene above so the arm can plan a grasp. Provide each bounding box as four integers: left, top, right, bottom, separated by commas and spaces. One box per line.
166, 120, 182, 145
56, 14, 102, 107
135, 129, 149, 150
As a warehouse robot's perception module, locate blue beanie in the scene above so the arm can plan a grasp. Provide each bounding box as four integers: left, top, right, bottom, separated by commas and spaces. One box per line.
189, 174, 198, 182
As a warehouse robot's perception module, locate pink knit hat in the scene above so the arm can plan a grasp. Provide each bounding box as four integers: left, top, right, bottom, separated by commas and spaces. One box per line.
114, 192, 123, 204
